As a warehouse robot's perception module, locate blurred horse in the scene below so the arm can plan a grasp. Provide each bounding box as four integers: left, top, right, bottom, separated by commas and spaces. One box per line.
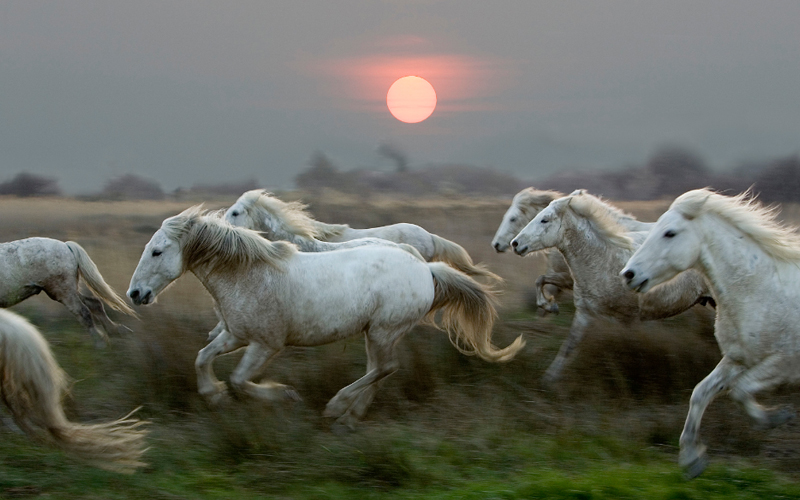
622, 189, 800, 478
493, 188, 652, 313
0, 238, 136, 347
0, 308, 147, 472
225, 189, 499, 281
128, 207, 523, 429
511, 190, 711, 382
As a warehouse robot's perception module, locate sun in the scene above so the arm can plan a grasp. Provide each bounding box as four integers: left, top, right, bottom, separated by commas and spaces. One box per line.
386, 76, 437, 123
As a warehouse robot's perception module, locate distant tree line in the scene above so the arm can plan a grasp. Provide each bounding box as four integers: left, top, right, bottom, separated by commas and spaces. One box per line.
2, 147, 799, 202
295, 147, 800, 203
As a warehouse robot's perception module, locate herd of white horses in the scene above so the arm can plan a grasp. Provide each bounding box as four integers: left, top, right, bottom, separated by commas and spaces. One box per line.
1, 186, 798, 478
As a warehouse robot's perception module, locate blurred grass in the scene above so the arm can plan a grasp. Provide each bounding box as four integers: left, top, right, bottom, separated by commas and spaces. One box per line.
1, 194, 800, 498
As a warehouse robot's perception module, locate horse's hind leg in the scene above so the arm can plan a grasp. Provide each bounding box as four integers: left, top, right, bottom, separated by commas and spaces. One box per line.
195, 330, 246, 404
729, 355, 794, 429
81, 295, 130, 335
680, 357, 743, 478
229, 342, 300, 402
324, 327, 404, 427
46, 286, 108, 348
542, 309, 591, 383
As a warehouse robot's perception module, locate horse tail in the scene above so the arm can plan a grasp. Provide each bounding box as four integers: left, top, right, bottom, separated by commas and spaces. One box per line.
425, 262, 524, 362
65, 241, 136, 316
429, 234, 502, 282
0, 310, 148, 473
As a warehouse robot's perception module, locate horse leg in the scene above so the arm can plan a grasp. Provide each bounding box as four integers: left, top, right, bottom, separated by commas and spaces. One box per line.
46, 286, 108, 348
324, 327, 403, 423
680, 357, 743, 478
195, 330, 246, 404
332, 331, 407, 429
207, 321, 226, 342
81, 295, 130, 335
728, 355, 794, 429
534, 275, 560, 314
229, 342, 300, 402
542, 309, 591, 383
206, 303, 226, 342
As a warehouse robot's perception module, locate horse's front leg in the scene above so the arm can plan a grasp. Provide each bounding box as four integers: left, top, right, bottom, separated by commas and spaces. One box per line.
229, 343, 300, 402
680, 357, 743, 478
542, 309, 591, 383
195, 330, 246, 405
729, 354, 794, 429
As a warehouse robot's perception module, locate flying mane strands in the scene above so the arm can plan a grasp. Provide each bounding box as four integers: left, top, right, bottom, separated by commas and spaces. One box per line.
241, 189, 348, 240
162, 206, 296, 273
567, 191, 636, 250
672, 188, 800, 262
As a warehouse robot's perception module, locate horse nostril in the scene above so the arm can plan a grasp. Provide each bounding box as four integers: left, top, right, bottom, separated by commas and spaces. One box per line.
511, 240, 518, 249
623, 270, 635, 281
129, 289, 140, 300
142, 291, 152, 303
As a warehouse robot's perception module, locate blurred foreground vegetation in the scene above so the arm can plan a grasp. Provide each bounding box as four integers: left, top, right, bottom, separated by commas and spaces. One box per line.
1, 194, 800, 498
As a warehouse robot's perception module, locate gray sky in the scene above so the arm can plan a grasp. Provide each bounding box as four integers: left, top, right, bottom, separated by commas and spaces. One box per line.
1, 1, 798, 193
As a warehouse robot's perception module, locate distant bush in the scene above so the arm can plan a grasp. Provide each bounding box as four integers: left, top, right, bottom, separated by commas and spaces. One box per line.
100, 174, 164, 200
0, 172, 61, 197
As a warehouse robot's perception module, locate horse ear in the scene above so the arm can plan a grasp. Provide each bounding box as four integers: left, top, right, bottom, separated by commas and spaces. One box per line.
568, 189, 586, 197
677, 192, 711, 220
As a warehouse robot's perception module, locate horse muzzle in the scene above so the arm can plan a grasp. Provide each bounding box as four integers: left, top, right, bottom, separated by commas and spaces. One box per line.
510, 238, 529, 256
127, 287, 154, 306
492, 241, 508, 253
620, 268, 650, 293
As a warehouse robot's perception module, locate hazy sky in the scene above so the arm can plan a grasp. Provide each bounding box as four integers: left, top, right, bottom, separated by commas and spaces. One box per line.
1, 1, 798, 193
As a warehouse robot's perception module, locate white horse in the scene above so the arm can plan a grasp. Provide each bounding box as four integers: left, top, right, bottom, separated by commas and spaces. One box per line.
621, 189, 800, 478
0, 309, 147, 472
492, 188, 652, 313
128, 207, 523, 429
510, 190, 712, 383
0, 238, 136, 347
225, 189, 500, 281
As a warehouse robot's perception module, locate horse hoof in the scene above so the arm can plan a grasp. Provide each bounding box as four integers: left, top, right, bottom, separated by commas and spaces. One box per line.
208, 390, 231, 407
331, 416, 358, 434
682, 454, 709, 479
758, 406, 795, 430
284, 388, 302, 402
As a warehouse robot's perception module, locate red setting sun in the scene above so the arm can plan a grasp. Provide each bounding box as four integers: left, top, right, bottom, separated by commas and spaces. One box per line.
386, 76, 437, 123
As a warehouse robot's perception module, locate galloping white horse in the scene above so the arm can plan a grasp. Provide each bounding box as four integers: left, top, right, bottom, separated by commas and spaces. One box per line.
0, 309, 147, 472
510, 191, 711, 382
0, 238, 136, 347
493, 188, 652, 313
128, 207, 523, 429
621, 189, 800, 478
225, 189, 499, 281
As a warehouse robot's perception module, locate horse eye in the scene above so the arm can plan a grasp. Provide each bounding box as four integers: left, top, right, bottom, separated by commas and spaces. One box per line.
664, 230, 676, 238
152, 250, 162, 257
231, 211, 240, 217
541, 218, 549, 224
509, 217, 517, 223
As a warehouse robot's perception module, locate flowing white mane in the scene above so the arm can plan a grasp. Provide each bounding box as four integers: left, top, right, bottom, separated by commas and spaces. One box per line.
514, 188, 564, 217
672, 188, 800, 263
566, 191, 636, 250
237, 189, 349, 239
163, 205, 296, 273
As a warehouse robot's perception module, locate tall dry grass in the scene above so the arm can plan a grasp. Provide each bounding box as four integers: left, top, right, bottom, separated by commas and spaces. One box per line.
2, 192, 800, 475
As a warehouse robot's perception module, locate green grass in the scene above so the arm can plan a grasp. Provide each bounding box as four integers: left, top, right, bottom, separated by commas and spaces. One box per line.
1, 421, 799, 499
0, 305, 795, 499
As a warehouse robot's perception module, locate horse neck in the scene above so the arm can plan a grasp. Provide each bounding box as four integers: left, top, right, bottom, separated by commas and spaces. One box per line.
695, 214, 777, 305
189, 260, 273, 310
556, 213, 630, 284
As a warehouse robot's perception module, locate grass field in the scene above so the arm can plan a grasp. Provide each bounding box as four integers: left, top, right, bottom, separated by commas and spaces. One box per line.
1, 193, 800, 498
